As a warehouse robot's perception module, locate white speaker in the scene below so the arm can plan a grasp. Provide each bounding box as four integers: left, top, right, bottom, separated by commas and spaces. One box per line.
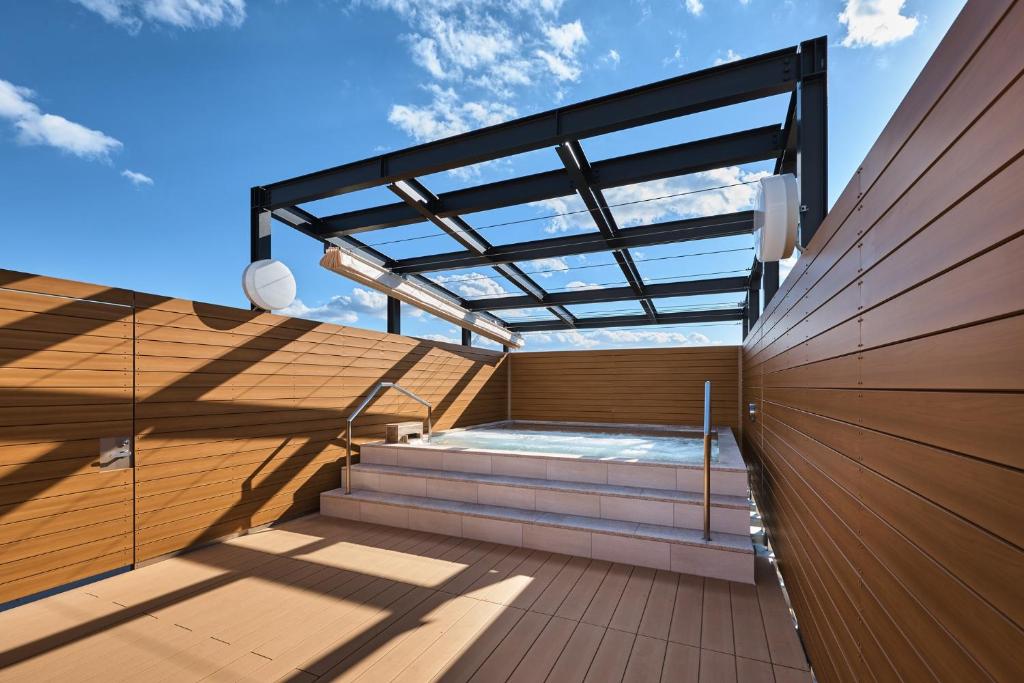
242, 259, 297, 311
753, 173, 799, 262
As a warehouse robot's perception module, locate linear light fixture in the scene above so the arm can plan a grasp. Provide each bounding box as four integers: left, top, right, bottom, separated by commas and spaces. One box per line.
319, 245, 525, 348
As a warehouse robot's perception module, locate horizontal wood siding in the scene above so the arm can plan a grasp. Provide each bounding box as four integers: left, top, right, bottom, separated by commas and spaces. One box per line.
133, 295, 508, 562
511, 347, 740, 430
742, 2, 1024, 681
0, 269, 507, 599
0, 272, 135, 604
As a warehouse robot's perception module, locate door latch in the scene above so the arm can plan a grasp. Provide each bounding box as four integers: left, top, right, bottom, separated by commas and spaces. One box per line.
99, 436, 132, 470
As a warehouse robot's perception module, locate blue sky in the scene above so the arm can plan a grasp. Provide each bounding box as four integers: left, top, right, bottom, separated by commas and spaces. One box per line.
1, 0, 965, 350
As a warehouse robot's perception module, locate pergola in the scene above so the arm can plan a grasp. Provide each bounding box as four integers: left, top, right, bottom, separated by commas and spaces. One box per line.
251, 38, 826, 347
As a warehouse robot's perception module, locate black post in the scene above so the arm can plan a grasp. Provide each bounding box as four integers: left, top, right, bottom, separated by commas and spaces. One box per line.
796, 37, 828, 248
502, 344, 511, 353
387, 297, 401, 335
742, 309, 749, 339
461, 328, 472, 346
763, 261, 779, 305
249, 187, 271, 311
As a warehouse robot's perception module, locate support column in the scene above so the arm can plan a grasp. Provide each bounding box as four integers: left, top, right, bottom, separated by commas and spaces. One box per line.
762, 261, 779, 306
796, 37, 828, 248
387, 297, 401, 335
249, 187, 271, 311
461, 328, 472, 346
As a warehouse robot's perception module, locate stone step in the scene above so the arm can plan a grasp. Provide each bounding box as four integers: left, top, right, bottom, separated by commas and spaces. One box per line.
347, 463, 750, 535
321, 488, 754, 584
358, 440, 749, 497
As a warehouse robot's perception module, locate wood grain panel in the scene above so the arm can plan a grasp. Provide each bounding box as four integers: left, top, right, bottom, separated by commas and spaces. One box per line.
0, 280, 134, 606
511, 347, 740, 430
132, 295, 508, 562
741, 3, 1024, 681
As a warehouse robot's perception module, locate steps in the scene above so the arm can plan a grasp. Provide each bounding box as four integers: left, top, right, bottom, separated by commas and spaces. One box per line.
346, 463, 751, 535
320, 427, 755, 583
321, 489, 753, 584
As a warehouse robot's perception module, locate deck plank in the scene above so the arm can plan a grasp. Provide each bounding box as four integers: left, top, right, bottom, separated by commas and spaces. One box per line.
638, 570, 680, 640
0, 516, 810, 683
544, 622, 607, 683
554, 559, 612, 621
583, 627, 636, 683
662, 641, 701, 682
669, 574, 705, 647
507, 615, 578, 683
581, 563, 634, 627
622, 634, 668, 682
702, 578, 735, 654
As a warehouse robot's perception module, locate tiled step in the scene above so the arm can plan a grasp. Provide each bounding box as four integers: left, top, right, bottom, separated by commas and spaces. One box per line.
347, 463, 751, 535
320, 488, 754, 584
359, 442, 749, 497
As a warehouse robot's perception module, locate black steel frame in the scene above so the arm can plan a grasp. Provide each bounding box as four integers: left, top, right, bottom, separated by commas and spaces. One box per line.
251, 38, 827, 341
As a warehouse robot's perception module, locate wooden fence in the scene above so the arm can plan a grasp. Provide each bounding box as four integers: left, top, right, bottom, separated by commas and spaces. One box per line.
741, 2, 1024, 680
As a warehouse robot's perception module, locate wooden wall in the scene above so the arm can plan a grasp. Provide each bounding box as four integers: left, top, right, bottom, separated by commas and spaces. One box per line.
0, 269, 507, 602
511, 347, 740, 431
132, 294, 507, 563
741, 2, 1024, 681
0, 272, 135, 605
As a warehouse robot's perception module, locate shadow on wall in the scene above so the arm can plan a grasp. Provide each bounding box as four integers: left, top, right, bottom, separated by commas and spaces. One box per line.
0, 268, 507, 602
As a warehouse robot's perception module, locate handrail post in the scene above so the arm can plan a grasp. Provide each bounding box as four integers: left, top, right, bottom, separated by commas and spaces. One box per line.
703, 380, 712, 542
345, 417, 353, 494
344, 381, 432, 495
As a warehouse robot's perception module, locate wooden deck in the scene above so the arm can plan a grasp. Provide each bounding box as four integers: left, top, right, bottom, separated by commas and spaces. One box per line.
0, 515, 810, 682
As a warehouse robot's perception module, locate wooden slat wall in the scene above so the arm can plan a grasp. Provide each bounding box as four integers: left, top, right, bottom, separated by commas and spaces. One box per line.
0, 272, 135, 604
511, 347, 740, 430
741, 2, 1024, 681
0, 269, 507, 600
133, 294, 508, 563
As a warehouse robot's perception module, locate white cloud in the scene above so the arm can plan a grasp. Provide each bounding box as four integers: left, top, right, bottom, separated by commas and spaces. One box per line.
432, 272, 511, 299
685, 0, 704, 17
522, 328, 715, 350
529, 257, 570, 277
535, 165, 769, 233
367, 1, 589, 144
713, 49, 742, 66
601, 49, 621, 68
543, 20, 586, 55
662, 45, 684, 68
278, 297, 359, 326
121, 169, 153, 186
565, 280, 601, 291
0, 79, 122, 160
388, 85, 517, 143
839, 0, 919, 48
72, 0, 246, 33
419, 332, 460, 344
278, 286, 387, 326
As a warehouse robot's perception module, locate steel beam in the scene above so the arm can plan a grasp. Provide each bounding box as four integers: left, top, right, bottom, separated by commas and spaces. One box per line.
387, 296, 401, 334
466, 276, 748, 311
311, 126, 782, 237
392, 211, 754, 274
269, 204, 504, 324
747, 260, 762, 330
763, 260, 779, 304
797, 36, 828, 248
508, 307, 743, 332
250, 187, 271, 262
461, 328, 472, 346
388, 178, 577, 327
557, 139, 656, 321
261, 48, 798, 209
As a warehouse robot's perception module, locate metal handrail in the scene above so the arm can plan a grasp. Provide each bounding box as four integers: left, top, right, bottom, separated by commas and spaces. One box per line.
345, 382, 432, 494
703, 380, 712, 542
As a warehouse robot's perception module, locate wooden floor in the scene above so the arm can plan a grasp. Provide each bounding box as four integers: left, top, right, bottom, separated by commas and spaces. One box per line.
0, 515, 810, 682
